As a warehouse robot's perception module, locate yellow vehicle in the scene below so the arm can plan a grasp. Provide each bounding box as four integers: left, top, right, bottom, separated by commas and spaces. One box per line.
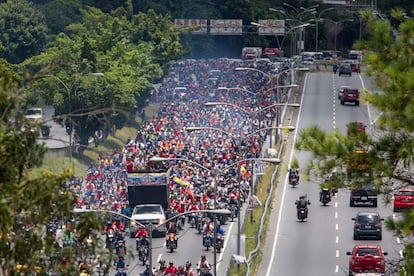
347, 149, 370, 176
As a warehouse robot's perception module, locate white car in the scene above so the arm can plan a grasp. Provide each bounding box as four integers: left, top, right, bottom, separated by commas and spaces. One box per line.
25, 108, 44, 122
130, 204, 167, 238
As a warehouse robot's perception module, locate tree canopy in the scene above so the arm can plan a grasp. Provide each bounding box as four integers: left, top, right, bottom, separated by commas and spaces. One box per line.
0, 0, 48, 64
21, 6, 181, 152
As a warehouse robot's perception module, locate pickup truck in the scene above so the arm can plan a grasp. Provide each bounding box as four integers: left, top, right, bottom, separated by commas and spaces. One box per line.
350, 187, 378, 207
130, 204, 167, 238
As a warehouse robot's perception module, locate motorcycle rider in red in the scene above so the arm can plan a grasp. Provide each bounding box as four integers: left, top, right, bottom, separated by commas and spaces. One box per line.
135, 226, 149, 248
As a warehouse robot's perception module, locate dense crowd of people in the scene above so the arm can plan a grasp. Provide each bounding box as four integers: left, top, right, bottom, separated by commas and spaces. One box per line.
67, 58, 291, 275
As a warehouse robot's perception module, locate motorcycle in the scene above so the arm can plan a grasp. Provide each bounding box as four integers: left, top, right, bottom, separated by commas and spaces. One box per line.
196, 216, 203, 234
115, 267, 127, 276
289, 175, 299, 187
320, 189, 331, 206
175, 215, 185, 230
215, 233, 224, 253
190, 214, 196, 228
115, 238, 126, 256
229, 204, 238, 222
138, 245, 149, 266
203, 233, 213, 251
106, 230, 115, 250
297, 207, 308, 222
166, 232, 177, 253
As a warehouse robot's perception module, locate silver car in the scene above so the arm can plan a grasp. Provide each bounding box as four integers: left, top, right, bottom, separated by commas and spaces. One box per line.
337, 85, 352, 99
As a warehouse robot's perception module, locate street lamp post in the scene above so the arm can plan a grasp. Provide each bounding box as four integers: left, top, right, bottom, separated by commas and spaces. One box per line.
313, 8, 334, 52
44, 73, 104, 168
149, 156, 280, 275
234, 66, 301, 142
325, 19, 354, 51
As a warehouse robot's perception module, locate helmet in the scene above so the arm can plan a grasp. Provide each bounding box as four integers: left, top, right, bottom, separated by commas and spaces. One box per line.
299, 196, 305, 199
139, 226, 145, 230
201, 255, 206, 260
185, 261, 191, 267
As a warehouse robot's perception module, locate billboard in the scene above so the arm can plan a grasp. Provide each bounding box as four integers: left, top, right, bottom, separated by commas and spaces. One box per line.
174, 19, 208, 34
127, 171, 169, 186
257, 19, 285, 35
210, 19, 243, 35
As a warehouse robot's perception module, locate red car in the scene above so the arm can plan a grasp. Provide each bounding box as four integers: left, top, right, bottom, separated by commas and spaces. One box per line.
340, 88, 360, 106
393, 188, 414, 212
347, 244, 387, 276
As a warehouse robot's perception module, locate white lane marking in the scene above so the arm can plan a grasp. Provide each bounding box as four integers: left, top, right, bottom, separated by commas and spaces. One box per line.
336, 250, 339, 257
400, 250, 404, 258
336, 236, 339, 244
265, 73, 309, 276
397, 237, 401, 244
334, 202, 338, 208
335, 212, 338, 219
336, 224, 338, 231
217, 220, 234, 271
157, 253, 162, 263
335, 265, 339, 273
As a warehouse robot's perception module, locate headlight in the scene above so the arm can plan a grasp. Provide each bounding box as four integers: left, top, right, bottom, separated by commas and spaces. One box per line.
130, 220, 136, 226
159, 217, 166, 226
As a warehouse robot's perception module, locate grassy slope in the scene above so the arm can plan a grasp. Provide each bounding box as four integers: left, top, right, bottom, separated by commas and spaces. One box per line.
40, 104, 159, 176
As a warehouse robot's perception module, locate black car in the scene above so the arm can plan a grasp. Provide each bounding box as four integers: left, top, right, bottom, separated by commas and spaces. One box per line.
338, 63, 352, 76
352, 211, 383, 240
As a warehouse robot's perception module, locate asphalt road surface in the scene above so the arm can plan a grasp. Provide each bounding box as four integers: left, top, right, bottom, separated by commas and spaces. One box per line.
258, 71, 402, 276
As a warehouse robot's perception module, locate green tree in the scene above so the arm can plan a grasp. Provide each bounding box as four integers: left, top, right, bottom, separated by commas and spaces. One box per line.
295, 12, 414, 274
22, 6, 180, 154
0, 0, 48, 64
0, 49, 110, 275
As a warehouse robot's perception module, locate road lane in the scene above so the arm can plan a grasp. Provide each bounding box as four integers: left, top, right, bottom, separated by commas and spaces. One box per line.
262, 71, 403, 276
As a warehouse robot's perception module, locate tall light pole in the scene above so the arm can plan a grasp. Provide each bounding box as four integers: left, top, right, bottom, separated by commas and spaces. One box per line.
313, 8, 334, 52
44, 73, 104, 168
149, 156, 279, 276
232, 66, 303, 145
326, 19, 354, 51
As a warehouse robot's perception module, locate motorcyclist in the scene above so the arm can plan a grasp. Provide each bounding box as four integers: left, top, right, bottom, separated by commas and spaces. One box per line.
166, 222, 178, 248
333, 63, 338, 73
115, 256, 127, 276
319, 188, 331, 202
62, 229, 76, 247
135, 226, 149, 249
185, 261, 195, 276
295, 195, 311, 217
288, 167, 299, 183
163, 261, 178, 275
188, 201, 200, 212
197, 255, 211, 276
202, 219, 213, 246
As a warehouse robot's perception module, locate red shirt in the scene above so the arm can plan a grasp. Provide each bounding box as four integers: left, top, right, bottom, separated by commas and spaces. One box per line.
164, 265, 178, 275
135, 229, 148, 238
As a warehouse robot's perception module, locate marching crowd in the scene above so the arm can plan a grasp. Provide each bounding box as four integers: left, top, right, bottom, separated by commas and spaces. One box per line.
68, 58, 291, 275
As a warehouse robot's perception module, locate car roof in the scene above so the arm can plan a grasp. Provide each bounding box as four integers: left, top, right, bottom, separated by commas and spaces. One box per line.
353, 244, 382, 249
397, 188, 414, 192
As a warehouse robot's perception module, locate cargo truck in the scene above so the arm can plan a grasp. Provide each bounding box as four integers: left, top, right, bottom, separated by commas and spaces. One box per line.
127, 168, 170, 237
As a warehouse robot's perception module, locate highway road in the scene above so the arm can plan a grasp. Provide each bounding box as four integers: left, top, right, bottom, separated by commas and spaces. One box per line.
112, 214, 237, 275
258, 71, 403, 276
